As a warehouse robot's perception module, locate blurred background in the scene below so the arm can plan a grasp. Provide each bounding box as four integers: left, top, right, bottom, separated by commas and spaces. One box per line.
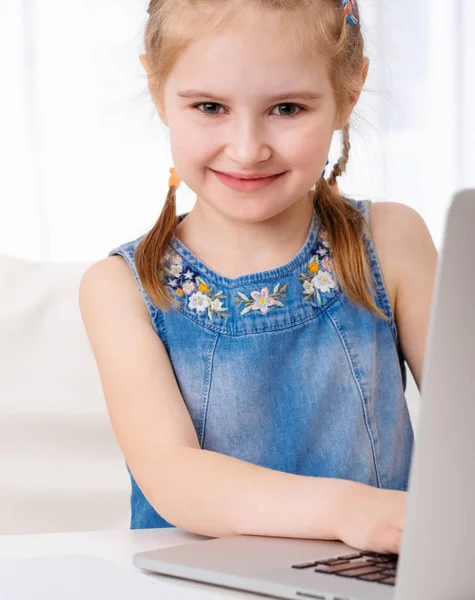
0, 0, 473, 535
1, 0, 474, 260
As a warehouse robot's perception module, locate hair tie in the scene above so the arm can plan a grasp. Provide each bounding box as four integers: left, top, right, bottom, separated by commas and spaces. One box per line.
341, 0, 359, 26
168, 167, 181, 188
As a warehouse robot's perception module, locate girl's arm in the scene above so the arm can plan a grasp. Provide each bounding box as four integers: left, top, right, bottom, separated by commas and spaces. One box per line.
369, 202, 439, 389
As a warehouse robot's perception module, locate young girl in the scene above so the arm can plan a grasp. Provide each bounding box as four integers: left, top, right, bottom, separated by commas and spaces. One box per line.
79, 0, 438, 555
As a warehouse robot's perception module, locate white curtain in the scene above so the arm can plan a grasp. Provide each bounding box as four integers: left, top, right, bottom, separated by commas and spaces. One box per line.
1, 0, 474, 262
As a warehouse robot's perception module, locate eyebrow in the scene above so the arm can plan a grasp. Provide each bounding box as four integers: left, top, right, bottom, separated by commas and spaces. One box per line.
177, 89, 325, 102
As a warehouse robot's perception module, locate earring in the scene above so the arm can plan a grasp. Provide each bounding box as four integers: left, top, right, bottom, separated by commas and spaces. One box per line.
169, 167, 181, 189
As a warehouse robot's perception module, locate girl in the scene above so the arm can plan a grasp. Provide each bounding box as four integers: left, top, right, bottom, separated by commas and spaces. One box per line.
79, 0, 438, 555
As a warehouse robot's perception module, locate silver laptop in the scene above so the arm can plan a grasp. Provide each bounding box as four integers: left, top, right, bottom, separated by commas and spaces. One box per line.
134, 189, 475, 600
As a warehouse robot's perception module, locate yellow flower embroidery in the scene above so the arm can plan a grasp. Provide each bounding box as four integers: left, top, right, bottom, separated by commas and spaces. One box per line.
299, 229, 338, 304
308, 262, 320, 273
163, 249, 230, 320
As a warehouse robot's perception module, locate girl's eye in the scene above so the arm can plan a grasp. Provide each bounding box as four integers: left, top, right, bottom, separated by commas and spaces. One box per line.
271, 103, 304, 118
193, 102, 305, 119
195, 102, 224, 116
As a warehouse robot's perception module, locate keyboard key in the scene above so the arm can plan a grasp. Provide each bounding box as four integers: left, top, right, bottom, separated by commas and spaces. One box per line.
380, 568, 397, 577
357, 572, 388, 582
315, 561, 368, 574
318, 559, 354, 566
291, 561, 320, 569
380, 576, 396, 586
338, 566, 385, 578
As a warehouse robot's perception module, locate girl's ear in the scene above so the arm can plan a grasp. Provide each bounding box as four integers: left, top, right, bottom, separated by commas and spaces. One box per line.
139, 54, 169, 126
334, 56, 370, 130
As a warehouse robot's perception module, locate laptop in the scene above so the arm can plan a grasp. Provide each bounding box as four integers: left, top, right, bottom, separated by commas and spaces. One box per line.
133, 189, 475, 600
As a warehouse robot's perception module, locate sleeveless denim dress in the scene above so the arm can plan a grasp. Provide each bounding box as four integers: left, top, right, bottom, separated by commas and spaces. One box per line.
109, 199, 414, 529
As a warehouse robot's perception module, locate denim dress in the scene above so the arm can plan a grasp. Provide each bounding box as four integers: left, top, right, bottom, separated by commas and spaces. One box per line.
109, 199, 414, 529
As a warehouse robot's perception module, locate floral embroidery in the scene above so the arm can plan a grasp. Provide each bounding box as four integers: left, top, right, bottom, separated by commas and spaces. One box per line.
163, 249, 230, 320
299, 229, 338, 303
161, 226, 337, 321
234, 283, 288, 316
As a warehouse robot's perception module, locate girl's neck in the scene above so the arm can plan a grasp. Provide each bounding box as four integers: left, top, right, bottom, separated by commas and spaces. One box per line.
174, 192, 315, 279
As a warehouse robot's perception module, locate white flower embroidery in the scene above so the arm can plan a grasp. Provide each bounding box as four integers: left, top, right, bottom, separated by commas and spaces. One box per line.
188, 292, 210, 313
210, 299, 225, 311
313, 271, 336, 294
303, 280, 314, 295
299, 228, 339, 303
168, 263, 183, 277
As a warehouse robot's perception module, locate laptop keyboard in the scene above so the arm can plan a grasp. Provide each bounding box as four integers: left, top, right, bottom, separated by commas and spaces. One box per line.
291, 551, 398, 586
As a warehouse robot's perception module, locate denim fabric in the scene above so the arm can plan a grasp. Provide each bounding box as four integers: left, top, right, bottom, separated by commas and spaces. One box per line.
109, 199, 414, 530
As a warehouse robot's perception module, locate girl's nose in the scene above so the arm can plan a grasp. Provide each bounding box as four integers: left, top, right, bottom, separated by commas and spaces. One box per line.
224, 120, 272, 166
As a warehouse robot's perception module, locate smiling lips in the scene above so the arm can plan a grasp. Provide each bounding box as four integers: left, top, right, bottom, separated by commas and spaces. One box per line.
216, 170, 284, 180
211, 168, 285, 191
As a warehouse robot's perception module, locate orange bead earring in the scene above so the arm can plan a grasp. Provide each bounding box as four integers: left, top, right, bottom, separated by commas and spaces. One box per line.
168, 167, 181, 189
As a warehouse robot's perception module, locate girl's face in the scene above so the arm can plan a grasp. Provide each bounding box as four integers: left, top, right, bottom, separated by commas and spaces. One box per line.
159, 8, 346, 223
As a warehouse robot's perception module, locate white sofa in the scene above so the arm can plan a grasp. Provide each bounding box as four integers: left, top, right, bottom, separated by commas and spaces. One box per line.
0, 255, 130, 535
0, 254, 421, 536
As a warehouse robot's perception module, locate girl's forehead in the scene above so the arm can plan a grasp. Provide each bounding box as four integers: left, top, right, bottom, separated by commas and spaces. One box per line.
168, 23, 331, 93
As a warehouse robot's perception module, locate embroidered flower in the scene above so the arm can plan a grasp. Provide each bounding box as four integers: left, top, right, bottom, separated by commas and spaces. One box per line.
234, 283, 288, 316
313, 271, 337, 294
189, 278, 229, 319
210, 298, 224, 311
317, 247, 329, 257
168, 263, 183, 277
299, 229, 339, 303
188, 291, 210, 312
303, 280, 314, 295
321, 256, 334, 272
308, 261, 320, 273
186, 279, 229, 320
163, 249, 230, 320
182, 281, 196, 295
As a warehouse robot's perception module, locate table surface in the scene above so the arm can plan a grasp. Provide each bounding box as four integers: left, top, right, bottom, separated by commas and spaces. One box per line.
0, 528, 257, 599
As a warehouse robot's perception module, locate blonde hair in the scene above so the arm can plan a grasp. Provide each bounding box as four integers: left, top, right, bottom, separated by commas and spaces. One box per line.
135, 0, 387, 321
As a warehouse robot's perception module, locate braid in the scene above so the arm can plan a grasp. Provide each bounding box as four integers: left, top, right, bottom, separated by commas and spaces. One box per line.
147, 0, 159, 15
135, 172, 179, 310
328, 123, 351, 186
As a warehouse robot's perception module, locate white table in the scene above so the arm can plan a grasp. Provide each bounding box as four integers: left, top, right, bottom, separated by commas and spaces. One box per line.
0, 528, 257, 598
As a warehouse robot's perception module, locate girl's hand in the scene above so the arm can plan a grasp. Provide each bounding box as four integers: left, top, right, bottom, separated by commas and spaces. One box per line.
332, 482, 407, 554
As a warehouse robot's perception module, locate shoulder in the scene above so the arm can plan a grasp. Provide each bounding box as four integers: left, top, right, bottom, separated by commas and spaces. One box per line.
367, 201, 435, 281
361, 201, 436, 318
368, 201, 431, 246
79, 256, 151, 324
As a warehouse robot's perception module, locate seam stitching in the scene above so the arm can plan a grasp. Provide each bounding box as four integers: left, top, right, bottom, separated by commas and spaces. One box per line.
326, 310, 383, 488
199, 332, 220, 447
